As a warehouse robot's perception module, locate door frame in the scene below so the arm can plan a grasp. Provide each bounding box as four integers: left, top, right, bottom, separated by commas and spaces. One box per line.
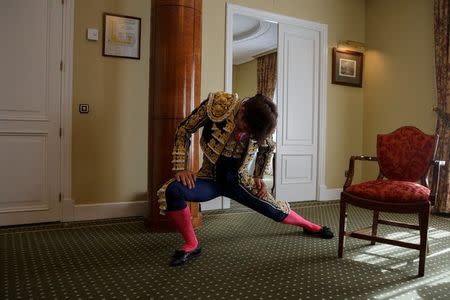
61, 0, 74, 221
225, 3, 329, 201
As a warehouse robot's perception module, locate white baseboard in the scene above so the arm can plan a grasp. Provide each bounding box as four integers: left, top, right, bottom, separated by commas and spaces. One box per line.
200, 196, 231, 211
63, 200, 148, 222
62, 198, 75, 222
200, 187, 341, 211
319, 185, 342, 201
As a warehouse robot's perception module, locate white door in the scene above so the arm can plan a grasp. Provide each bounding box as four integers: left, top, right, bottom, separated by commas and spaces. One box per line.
275, 23, 320, 202
0, 0, 62, 226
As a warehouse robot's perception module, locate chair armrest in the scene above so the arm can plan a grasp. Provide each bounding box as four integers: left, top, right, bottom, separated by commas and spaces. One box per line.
343, 156, 378, 190
429, 159, 447, 206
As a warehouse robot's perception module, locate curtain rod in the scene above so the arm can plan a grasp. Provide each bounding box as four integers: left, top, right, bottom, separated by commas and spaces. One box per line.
252, 48, 277, 59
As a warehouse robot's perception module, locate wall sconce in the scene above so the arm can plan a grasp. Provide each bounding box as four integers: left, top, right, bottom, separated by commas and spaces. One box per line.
337, 40, 365, 53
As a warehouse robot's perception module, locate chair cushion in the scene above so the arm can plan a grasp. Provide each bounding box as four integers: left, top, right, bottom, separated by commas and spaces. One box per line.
345, 180, 430, 203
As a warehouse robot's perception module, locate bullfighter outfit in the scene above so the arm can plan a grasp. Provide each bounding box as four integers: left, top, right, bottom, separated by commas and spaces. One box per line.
158, 91, 333, 266
158, 91, 290, 220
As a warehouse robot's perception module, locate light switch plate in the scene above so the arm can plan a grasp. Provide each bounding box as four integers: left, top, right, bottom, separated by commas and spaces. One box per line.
87, 28, 98, 41
79, 104, 89, 113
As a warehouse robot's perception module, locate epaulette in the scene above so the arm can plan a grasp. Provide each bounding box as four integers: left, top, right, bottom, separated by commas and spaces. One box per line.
206, 91, 239, 122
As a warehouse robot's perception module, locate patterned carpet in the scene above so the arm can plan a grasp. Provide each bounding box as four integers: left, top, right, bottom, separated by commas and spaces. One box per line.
2, 201, 450, 299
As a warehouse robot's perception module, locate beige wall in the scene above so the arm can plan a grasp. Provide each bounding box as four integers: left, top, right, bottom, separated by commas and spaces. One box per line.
72, 0, 366, 206
71, 0, 435, 205
233, 59, 258, 99
363, 0, 436, 180
203, 0, 366, 188
72, 0, 150, 204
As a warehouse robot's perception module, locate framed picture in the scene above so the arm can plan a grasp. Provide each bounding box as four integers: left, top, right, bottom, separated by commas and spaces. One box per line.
332, 48, 363, 87
103, 13, 141, 59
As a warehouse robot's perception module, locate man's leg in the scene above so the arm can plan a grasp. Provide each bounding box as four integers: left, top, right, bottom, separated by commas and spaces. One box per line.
225, 182, 333, 239
166, 207, 198, 251
165, 178, 221, 265
283, 210, 333, 238
281, 210, 321, 231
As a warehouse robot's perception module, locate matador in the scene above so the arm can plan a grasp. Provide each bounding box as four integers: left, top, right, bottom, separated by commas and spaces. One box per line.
158, 91, 334, 266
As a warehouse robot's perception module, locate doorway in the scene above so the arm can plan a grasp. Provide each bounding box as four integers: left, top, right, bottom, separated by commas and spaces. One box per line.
225, 4, 328, 204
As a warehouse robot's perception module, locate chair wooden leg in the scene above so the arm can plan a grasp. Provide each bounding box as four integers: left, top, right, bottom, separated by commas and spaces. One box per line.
418, 206, 430, 277
338, 200, 348, 258
371, 211, 379, 245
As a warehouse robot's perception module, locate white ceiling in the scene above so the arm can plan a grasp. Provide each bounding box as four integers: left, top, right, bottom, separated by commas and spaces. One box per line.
233, 14, 277, 65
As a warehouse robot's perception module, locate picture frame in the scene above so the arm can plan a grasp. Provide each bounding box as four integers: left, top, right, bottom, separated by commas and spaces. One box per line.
103, 13, 141, 59
332, 48, 363, 87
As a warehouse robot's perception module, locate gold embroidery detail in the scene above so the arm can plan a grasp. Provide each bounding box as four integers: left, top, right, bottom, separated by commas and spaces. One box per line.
203, 146, 219, 164
211, 130, 229, 144
234, 140, 290, 214
259, 192, 291, 214
157, 178, 176, 215
224, 139, 236, 150
172, 151, 185, 154
238, 141, 259, 178
207, 91, 239, 122
197, 159, 215, 178
236, 140, 289, 214
171, 100, 209, 171
198, 93, 244, 165
208, 140, 222, 155
202, 122, 234, 164
223, 119, 235, 133
253, 138, 276, 178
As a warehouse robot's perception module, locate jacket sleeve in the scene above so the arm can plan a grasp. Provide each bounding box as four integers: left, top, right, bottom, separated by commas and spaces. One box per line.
171, 99, 209, 171
253, 138, 276, 178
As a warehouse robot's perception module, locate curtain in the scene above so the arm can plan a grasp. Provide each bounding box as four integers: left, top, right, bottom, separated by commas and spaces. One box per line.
433, 0, 450, 213
257, 52, 277, 100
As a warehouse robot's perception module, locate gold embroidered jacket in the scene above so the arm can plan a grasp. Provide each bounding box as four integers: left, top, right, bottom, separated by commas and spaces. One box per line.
157, 91, 290, 214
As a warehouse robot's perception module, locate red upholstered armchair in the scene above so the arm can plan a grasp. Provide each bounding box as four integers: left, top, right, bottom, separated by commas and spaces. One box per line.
338, 126, 444, 277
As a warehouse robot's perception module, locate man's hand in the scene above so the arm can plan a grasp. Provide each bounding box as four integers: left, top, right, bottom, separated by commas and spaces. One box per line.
254, 178, 268, 198
175, 170, 196, 189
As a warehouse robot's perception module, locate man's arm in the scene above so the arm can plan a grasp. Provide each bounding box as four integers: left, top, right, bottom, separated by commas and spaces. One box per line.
253, 138, 275, 198
253, 138, 276, 179
172, 99, 209, 172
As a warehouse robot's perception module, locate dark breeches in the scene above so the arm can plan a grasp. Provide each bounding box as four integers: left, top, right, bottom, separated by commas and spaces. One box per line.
165, 177, 287, 222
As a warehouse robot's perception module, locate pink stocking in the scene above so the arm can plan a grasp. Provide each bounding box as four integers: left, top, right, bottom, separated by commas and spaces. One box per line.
282, 210, 321, 232
166, 206, 199, 252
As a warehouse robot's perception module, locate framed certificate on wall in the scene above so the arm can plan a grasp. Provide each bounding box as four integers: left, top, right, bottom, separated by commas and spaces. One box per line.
103, 13, 141, 59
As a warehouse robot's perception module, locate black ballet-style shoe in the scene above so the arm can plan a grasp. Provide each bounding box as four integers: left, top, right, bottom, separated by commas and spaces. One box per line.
170, 246, 202, 266
303, 226, 334, 239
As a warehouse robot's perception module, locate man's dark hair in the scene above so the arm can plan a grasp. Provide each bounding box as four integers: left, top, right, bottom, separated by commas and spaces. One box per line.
242, 93, 278, 142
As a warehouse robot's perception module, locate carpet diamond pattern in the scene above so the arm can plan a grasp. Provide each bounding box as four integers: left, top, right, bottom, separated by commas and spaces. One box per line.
2, 202, 450, 299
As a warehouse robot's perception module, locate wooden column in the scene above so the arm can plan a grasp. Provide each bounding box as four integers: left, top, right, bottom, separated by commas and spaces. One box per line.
145, 0, 202, 232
